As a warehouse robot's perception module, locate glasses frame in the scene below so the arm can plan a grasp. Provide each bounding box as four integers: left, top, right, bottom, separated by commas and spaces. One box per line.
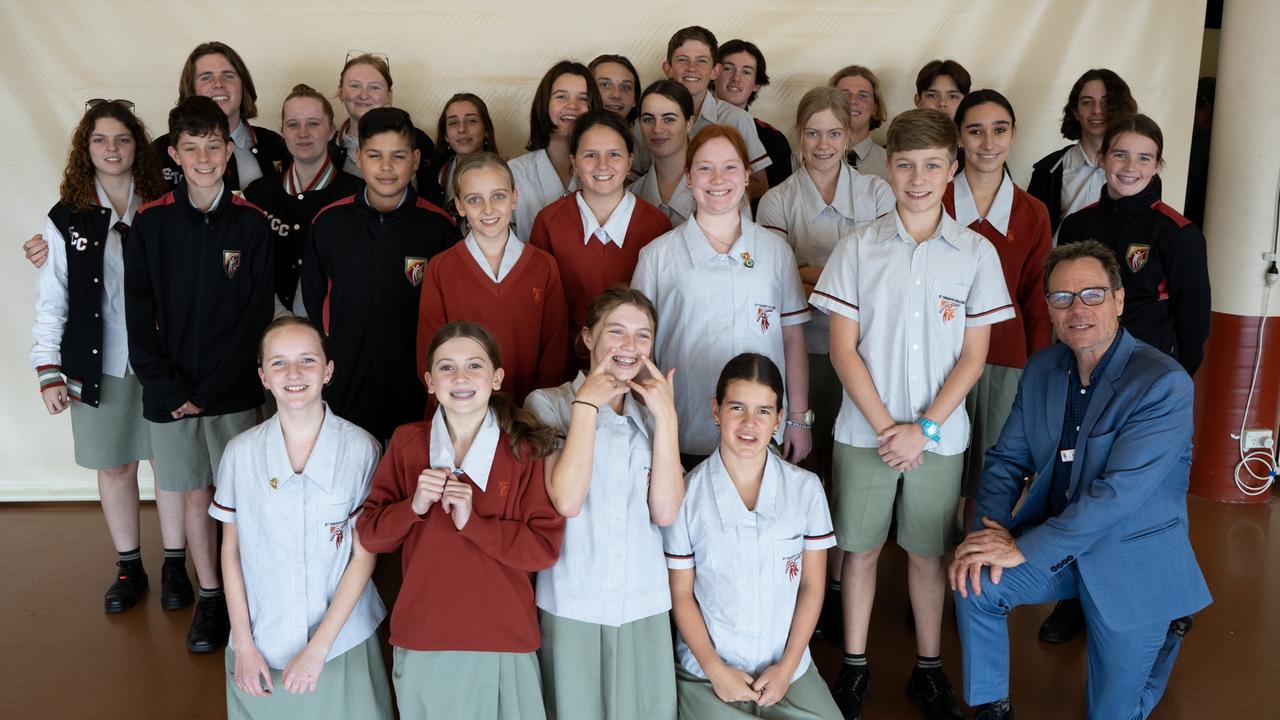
1045, 286, 1112, 310
344, 51, 391, 71
85, 98, 135, 112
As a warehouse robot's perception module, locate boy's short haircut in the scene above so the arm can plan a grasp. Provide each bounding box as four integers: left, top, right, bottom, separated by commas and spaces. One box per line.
885, 108, 958, 160
358, 106, 417, 149
666, 25, 718, 63
168, 96, 231, 142
915, 59, 972, 95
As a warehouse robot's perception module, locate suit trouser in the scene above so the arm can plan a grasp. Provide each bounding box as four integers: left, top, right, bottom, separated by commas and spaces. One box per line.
954, 562, 1184, 720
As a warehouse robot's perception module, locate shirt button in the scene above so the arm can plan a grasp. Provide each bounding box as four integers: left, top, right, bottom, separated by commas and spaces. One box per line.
91, 349, 98, 354
297, 194, 305, 200
94, 312, 100, 318
93, 241, 100, 247
1076, 425, 1081, 431
92, 277, 100, 283
914, 312, 920, 318
293, 224, 301, 230
912, 344, 920, 351
296, 260, 303, 267
915, 278, 922, 285
1079, 388, 1087, 394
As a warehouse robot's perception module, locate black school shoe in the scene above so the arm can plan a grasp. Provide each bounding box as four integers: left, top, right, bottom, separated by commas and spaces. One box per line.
971, 698, 1014, 719
831, 665, 870, 720
160, 562, 194, 610
1038, 598, 1084, 643
103, 563, 148, 613
906, 666, 964, 719
186, 594, 230, 653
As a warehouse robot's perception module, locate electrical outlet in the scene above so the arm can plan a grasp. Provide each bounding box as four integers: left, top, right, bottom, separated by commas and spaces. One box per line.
1243, 429, 1274, 450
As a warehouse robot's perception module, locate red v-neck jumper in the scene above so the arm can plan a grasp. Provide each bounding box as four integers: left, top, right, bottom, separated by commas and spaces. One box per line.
416, 241, 569, 404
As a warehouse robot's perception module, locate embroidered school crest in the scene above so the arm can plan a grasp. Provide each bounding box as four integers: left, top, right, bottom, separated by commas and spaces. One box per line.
755, 303, 775, 332
1126, 244, 1151, 272
532, 287, 544, 303
784, 552, 802, 581
405, 257, 427, 287
222, 250, 241, 279
326, 521, 345, 549
499, 480, 511, 497
938, 295, 964, 323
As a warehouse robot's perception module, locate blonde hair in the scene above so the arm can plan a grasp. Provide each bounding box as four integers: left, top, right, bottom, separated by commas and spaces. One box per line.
796, 87, 852, 147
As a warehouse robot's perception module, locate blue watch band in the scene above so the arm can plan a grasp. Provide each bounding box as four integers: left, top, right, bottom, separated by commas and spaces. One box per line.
917, 417, 942, 442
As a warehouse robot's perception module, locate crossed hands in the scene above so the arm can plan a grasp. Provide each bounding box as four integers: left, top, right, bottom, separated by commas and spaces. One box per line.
948, 517, 1026, 598
876, 422, 928, 472
411, 468, 473, 529
707, 659, 795, 707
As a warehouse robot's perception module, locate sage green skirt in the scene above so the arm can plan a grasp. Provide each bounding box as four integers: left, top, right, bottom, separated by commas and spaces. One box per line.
539, 610, 677, 720
393, 647, 545, 720
675, 664, 841, 719
225, 633, 392, 720
68, 373, 151, 469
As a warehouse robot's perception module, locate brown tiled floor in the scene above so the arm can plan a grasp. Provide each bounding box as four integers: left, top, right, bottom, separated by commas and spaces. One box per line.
0, 495, 1274, 718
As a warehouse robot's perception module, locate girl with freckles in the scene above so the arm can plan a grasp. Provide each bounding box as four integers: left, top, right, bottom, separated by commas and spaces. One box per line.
358, 321, 565, 720
212, 317, 391, 719
525, 287, 684, 720
662, 353, 840, 720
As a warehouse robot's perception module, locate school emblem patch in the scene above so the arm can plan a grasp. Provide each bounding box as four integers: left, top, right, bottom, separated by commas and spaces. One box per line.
405, 257, 427, 287
499, 480, 510, 497
223, 250, 241, 279
1126, 244, 1151, 272
784, 552, 802, 581
532, 287, 543, 303
326, 521, 345, 550
938, 295, 964, 323
755, 303, 775, 332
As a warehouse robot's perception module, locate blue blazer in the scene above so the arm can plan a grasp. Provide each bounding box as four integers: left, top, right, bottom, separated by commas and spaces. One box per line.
975, 331, 1211, 631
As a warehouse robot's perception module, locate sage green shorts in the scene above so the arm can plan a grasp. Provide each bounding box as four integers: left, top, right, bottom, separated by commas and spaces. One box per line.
68, 373, 151, 469
539, 610, 676, 720
392, 647, 544, 720
831, 443, 963, 557
960, 364, 1022, 499
149, 409, 257, 492
225, 633, 392, 720
674, 663, 841, 719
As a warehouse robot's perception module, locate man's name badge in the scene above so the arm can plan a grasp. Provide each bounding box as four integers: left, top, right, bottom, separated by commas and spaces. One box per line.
1059, 449, 1075, 462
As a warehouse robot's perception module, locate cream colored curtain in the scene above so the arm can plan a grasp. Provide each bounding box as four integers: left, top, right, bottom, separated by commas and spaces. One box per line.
0, 0, 1206, 499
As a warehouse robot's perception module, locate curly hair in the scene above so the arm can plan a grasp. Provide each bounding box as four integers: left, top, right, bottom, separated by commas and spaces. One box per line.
59, 101, 167, 213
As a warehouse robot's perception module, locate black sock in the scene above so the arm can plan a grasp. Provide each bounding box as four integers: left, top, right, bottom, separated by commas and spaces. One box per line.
198, 586, 224, 600
162, 547, 186, 567
117, 547, 143, 575
843, 652, 867, 668
916, 654, 942, 670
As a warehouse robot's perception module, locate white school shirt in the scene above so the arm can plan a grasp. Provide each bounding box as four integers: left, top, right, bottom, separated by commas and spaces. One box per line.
663, 450, 835, 682
756, 164, 895, 354
576, 190, 636, 247
849, 136, 890, 182
230, 121, 264, 189
632, 219, 809, 455
209, 406, 386, 669
464, 230, 525, 283
1059, 142, 1106, 233
30, 181, 139, 378
510, 149, 579, 240
631, 166, 752, 227
689, 93, 772, 173
951, 169, 1015, 236
525, 375, 671, 626
809, 211, 1015, 455
428, 406, 500, 489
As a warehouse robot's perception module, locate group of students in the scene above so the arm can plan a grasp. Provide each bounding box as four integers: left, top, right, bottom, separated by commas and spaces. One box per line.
26, 24, 1211, 720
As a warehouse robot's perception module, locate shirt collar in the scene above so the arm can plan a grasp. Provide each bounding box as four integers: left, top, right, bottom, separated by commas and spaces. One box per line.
695, 92, 723, 126
464, 230, 525, 282
683, 216, 754, 267
264, 404, 342, 493
230, 120, 254, 150
363, 187, 410, 211
1063, 141, 1097, 170
799, 164, 857, 224
429, 406, 500, 492
851, 135, 877, 163
1072, 328, 1126, 387
951, 170, 1014, 235
707, 448, 781, 526
880, 208, 972, 252
187, 183, 226, 214
575, 191, 636, 247
94, 178, 139, 225
283, 154, 337, 195
568, 372, 652, 439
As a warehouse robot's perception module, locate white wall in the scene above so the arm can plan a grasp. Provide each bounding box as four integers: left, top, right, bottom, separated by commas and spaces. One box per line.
0, 0, 1207, 500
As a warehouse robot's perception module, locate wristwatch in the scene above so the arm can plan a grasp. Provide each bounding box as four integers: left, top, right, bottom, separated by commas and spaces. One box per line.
917, 417, 942, 442
786, 408, 815, 430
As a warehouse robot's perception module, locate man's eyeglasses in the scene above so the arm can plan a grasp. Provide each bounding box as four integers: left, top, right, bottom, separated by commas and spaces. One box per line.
1045, 287, 1111, 310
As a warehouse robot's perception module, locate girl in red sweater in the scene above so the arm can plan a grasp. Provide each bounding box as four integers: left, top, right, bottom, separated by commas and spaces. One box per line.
416, 152, 569, 404
358, 321, 565, 720
529, 109, 671, 373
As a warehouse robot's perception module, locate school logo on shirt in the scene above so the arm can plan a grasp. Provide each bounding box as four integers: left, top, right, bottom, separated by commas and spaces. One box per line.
532, 287, 543, 303
325, 520, 346, 550
1126, 244, 1151, 272
223, 250, 241, 279
405, 257, 427, 287
498, 480, 510, 497
68, 227, 87, 252
754, 303, 775, 333
938, 295, 964, 323
784, 551, 802, 581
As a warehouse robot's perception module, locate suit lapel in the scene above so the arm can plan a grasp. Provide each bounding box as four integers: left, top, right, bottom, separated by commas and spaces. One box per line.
1067, 333, 1135, 497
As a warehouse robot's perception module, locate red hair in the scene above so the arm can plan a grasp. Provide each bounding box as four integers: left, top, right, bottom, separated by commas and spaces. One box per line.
685, 124, 750, 171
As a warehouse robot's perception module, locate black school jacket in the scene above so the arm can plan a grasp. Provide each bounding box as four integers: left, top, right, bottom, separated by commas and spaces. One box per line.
153, 124, 290, 191
45, 202, 117, 406
301, 187, 458, 439
124, 184, 274, 422
243, 166, 364, 309
1057, 182, 1211, 375
1027, 145, 1072, 233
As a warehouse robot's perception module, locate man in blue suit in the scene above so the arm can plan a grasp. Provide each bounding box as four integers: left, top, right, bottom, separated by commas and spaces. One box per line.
949, 240, 1211, 719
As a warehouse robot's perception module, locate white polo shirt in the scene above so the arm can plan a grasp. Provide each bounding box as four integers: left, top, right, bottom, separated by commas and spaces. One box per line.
757, 164, 895, 354
464, 230, 525, 283
510, 149, 579, 240
575, 190, 636, 247
663, 450, 836, 682
209, 406, 386, 669
809, 211, 1014, 455
689, 93, 772, 173
632, 219, 810, 455
525, 375, 671, 626
848, 136, 889, 182
1059, 142, 1106, 235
